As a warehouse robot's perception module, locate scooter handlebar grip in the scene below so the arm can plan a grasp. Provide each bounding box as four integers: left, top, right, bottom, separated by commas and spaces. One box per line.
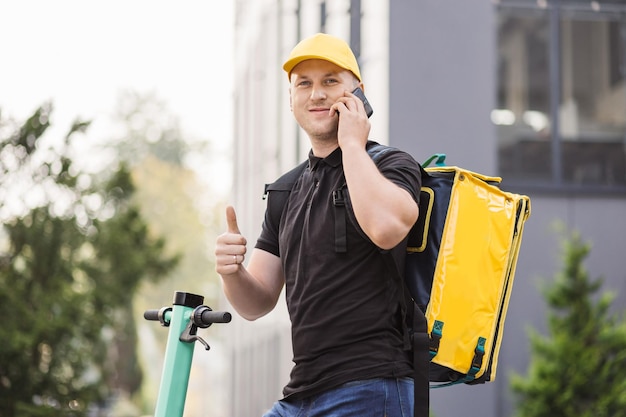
144, 309, 160, 321
200, 309, 232, 325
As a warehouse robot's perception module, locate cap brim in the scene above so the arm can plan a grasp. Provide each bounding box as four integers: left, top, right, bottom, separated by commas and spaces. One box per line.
283, 55, 361, 81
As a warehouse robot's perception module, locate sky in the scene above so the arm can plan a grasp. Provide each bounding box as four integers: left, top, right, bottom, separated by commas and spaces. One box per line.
0, 0, 235, 194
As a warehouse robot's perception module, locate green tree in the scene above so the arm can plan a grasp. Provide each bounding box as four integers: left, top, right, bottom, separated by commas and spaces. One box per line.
0, 103, 178, 417
511, 232, 626, 417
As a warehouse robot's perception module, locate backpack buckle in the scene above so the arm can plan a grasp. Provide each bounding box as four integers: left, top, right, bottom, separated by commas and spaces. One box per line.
332, 189, 345, 207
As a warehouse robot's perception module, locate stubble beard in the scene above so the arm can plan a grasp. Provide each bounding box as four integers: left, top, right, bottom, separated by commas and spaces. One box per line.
300, 114, 339, 144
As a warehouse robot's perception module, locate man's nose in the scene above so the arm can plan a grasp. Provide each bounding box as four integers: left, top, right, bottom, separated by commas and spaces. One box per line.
310, 87, 326, 100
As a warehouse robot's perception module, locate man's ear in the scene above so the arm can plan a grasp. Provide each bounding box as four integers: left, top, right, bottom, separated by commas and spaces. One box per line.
289, 88, 293, 112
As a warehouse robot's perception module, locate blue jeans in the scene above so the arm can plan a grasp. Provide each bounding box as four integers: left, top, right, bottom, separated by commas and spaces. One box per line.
262, 377, 414, 417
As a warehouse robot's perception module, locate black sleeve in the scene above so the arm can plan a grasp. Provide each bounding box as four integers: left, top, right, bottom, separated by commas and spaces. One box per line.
374, 148, 422, 205
255, 191, 284, 257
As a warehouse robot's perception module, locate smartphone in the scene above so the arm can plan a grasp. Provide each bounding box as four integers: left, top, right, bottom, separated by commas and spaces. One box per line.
352, 87, 374, 118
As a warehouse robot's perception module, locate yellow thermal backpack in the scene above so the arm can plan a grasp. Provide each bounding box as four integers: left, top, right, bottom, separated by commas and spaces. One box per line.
367, 144, 531, 417
404, 152, 531, 386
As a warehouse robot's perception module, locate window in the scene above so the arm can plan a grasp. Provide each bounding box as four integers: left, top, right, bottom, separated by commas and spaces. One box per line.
495, 1, 626, 191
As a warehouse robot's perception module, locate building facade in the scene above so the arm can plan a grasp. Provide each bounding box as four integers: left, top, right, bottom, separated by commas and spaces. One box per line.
225, 1, 626, 416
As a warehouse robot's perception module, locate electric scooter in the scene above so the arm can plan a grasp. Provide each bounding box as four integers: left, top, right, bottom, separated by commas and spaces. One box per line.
144, 291, 231, 417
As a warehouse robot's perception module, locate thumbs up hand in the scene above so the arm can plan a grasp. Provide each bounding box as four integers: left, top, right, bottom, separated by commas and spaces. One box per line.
226, 205, 241, 235
215, 205, 247, 275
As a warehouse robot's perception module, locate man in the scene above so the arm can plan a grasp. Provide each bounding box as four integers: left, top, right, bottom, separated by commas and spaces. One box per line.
215, 33, 422, 416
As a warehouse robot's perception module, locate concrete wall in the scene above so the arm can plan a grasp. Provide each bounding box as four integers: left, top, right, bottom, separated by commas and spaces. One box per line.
390, 0, 497, 174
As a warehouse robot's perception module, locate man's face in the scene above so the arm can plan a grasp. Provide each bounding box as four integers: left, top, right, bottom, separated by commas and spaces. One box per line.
289, 59, 358, 142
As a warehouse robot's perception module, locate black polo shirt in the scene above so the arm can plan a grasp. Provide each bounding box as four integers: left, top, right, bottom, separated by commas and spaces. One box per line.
256, 142, 422, 400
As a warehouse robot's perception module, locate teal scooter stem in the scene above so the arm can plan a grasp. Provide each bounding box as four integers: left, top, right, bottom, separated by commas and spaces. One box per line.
144, 291, 231, 417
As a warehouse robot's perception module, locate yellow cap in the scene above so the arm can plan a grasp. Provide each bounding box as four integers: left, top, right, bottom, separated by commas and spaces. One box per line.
283, 33, 362, 81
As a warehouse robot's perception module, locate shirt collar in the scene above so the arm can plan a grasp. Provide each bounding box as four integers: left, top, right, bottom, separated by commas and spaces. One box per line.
308, 146, 343, 170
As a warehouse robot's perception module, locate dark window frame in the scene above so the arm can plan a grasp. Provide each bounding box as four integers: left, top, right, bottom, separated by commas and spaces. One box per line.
495, 0, 626, 196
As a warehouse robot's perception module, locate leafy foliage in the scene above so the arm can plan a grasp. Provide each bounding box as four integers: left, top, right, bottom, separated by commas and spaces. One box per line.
0, 104, 178, 416
511, 232, 626, 417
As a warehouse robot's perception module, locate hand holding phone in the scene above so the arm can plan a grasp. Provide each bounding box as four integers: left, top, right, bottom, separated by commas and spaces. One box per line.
352, 87, 374, 118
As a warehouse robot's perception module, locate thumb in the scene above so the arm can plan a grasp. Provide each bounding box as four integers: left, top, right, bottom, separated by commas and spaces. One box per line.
226, 205, 241, 234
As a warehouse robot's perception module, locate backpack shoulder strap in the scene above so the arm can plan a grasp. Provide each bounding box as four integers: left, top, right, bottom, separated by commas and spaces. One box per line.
263, 159, 308, 230
264, 159, 309, 195
366, 142, 393, 162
